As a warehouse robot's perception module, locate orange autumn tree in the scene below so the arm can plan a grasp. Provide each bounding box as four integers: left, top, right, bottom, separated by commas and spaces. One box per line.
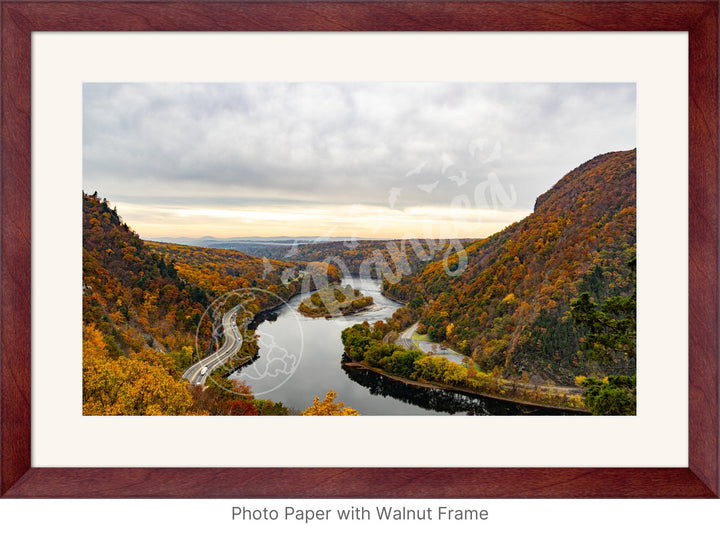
82, 324, 195, 415
301, 390, 359, 416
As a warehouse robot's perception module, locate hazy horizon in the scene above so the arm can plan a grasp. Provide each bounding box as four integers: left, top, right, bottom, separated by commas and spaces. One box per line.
84, 82, 636, 240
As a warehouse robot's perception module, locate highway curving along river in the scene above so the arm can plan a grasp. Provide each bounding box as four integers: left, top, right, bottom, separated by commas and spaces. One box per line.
182, 305, 243, 386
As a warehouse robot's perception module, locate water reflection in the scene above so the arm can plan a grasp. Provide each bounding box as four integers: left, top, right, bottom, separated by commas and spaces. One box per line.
341, 361, 579, 416
232, 277, 581, 415
342, 361, 489, 415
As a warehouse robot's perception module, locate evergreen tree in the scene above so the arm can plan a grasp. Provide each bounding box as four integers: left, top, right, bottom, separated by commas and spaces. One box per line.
570, 257, 636, 414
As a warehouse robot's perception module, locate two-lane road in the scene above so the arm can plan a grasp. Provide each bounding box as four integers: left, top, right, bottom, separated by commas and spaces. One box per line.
398, 321, 419, 350
398, 321, 466, 365
182, 306, 243, 386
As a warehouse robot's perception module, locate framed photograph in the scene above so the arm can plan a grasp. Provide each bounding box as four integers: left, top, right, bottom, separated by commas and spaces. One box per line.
1, 1, 717, 498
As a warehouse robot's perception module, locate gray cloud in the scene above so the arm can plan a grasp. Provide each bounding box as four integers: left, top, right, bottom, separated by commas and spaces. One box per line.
83, 82, 636, 223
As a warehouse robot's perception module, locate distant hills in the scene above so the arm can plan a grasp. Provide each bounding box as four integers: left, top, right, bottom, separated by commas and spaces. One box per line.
149, 235, 379, 248
149, 235, 453, 277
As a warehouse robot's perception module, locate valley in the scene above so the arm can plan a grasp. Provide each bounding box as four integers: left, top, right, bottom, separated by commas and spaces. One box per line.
82, 149, 636, 416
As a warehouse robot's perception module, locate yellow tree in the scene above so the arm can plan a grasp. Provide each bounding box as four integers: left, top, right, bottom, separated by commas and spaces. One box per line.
301, 390, 359, 416
83, 324, 194, 415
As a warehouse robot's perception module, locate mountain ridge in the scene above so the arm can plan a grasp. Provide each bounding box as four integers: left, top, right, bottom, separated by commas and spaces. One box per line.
385, 149, 637, 384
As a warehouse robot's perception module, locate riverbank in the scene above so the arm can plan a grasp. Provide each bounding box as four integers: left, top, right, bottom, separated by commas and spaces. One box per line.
231, 276, 576, 415
342, 359, 589, 414
380, 289, 408, 306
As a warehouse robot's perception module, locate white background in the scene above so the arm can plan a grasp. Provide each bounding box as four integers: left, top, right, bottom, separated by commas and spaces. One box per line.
1, 499, 718, 534
3, 31, 714, 532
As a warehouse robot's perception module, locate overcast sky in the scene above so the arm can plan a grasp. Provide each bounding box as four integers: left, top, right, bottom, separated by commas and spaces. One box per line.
83, 82, 636, 240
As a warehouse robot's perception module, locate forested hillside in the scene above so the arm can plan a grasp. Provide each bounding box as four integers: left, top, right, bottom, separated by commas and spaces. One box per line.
83, 193, 211, 359
145, 241, 341, 311
385, 150, 637, 385
82, 193, 303, 415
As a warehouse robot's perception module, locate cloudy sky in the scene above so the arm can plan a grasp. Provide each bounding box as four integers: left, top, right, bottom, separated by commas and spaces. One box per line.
83, 82, 635, 240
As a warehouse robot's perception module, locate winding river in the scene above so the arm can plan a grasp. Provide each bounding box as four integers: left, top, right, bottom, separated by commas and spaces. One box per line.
230, 278, 575, 415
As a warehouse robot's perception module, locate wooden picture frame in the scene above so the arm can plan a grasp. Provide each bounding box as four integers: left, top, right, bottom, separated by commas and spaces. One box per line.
1, 0, 717, 498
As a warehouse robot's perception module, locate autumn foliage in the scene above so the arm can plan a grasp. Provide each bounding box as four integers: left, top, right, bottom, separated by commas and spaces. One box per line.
83, 193, 212, 362
300, 390, 359, 415
146, 240, 341, 309
82, 148, 636, 414
83, 193, 294, 415
341, 321, 586, 411
384, 150, 637, 385
83, 324, 195, 415
298, 284, 374, 318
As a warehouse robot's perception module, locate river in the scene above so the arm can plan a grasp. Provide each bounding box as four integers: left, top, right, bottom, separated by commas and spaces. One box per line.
230, 277, 575, 415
